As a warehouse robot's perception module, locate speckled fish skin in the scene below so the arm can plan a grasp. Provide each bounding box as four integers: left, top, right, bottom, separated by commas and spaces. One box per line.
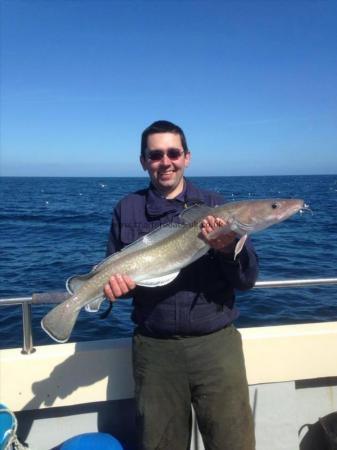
41, 198, 306, 343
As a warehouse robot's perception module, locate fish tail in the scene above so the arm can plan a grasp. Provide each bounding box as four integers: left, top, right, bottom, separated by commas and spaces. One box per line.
41, 298, 80, 343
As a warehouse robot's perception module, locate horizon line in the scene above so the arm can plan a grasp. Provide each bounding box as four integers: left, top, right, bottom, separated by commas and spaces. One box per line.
1, 173, 336, 178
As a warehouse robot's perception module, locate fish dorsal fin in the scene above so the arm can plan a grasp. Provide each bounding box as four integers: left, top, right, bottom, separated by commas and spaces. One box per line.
105, 223, 184, 260
95, 234, 158, 273
137, 271, 180, 287
88, 223, 183, 276
66, 272, 95, 294
66, 252, 135, 294
139, 223, 185, 246
179, 204, 213, 224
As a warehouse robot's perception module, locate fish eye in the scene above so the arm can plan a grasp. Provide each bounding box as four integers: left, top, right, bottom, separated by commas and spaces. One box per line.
271, 203, 279, 209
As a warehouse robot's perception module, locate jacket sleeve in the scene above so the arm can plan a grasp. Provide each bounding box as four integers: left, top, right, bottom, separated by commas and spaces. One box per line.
106, 202, 123, 256
216, 237, 259, 290
105, 202, 139, 300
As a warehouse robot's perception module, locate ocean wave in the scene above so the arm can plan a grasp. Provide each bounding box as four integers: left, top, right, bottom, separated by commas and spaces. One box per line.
0, 211, 109, 224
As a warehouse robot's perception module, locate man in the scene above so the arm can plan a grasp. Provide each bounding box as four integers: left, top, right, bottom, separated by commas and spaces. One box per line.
104, 120, 258, 450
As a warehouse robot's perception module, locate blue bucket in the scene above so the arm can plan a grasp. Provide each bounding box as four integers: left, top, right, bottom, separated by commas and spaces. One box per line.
0, 404, 16, 450
60, 432, 124, 450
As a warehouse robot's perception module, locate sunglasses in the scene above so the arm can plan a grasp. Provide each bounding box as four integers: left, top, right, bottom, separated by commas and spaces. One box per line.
146, 148, 185, 162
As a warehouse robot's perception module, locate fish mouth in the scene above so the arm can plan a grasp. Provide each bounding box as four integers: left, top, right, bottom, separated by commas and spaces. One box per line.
299, 202, 313, 215
278, 199, 308, 220
277, 199, 312, 221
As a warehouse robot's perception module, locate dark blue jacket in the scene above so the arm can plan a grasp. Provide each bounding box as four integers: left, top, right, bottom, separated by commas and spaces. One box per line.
106, 179, 259, 337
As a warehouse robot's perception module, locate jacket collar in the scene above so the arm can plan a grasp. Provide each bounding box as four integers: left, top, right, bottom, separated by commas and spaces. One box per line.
145, 179, 205, 217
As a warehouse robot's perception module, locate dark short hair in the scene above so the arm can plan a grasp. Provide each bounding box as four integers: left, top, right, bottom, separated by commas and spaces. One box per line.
141, 120, 189, 157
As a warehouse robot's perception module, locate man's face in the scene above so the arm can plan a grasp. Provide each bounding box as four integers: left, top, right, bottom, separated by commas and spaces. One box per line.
140, 132, 191, 198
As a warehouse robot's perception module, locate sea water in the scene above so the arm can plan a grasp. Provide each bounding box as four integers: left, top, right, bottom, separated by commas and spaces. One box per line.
1, 175, 337, 348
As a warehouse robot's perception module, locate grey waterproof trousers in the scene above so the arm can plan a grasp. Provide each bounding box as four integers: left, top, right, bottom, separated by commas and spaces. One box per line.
132, 325, 255, 450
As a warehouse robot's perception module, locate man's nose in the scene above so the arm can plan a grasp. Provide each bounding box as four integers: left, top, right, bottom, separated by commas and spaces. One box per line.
160, 154, 171, 165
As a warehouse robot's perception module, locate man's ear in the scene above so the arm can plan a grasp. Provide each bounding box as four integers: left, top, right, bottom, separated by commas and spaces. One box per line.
140, 155, 147, 171
184, 151, 191, 168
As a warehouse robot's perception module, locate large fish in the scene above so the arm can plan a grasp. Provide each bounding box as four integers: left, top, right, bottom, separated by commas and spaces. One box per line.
41, 198, 308, 343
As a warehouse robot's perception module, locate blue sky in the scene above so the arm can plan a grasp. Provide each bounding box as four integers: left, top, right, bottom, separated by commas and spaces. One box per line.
1, 0, 337, 177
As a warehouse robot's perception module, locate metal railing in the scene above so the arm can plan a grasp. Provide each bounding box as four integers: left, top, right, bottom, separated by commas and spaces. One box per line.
1, 277, 337, 355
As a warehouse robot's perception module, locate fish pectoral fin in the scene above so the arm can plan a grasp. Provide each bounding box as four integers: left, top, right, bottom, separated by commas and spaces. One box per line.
137, 271, 180, 287
234, 234, 248, 260
85, 296, 106, 313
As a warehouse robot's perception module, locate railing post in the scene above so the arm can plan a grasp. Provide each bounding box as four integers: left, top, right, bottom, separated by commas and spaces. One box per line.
21, 303, 35, 354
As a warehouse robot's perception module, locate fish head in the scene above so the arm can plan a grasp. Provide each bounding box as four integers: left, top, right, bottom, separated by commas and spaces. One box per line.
214, 199, 307, 235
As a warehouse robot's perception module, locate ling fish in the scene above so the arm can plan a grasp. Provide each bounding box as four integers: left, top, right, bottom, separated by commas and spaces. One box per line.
41, 198, 308, 343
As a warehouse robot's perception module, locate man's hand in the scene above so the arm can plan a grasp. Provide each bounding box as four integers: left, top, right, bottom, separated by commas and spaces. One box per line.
200, 216, 238, 254
103, 274, 136, 302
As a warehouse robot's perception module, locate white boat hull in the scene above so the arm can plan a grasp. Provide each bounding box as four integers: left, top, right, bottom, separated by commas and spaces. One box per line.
2, 322, 337, 449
